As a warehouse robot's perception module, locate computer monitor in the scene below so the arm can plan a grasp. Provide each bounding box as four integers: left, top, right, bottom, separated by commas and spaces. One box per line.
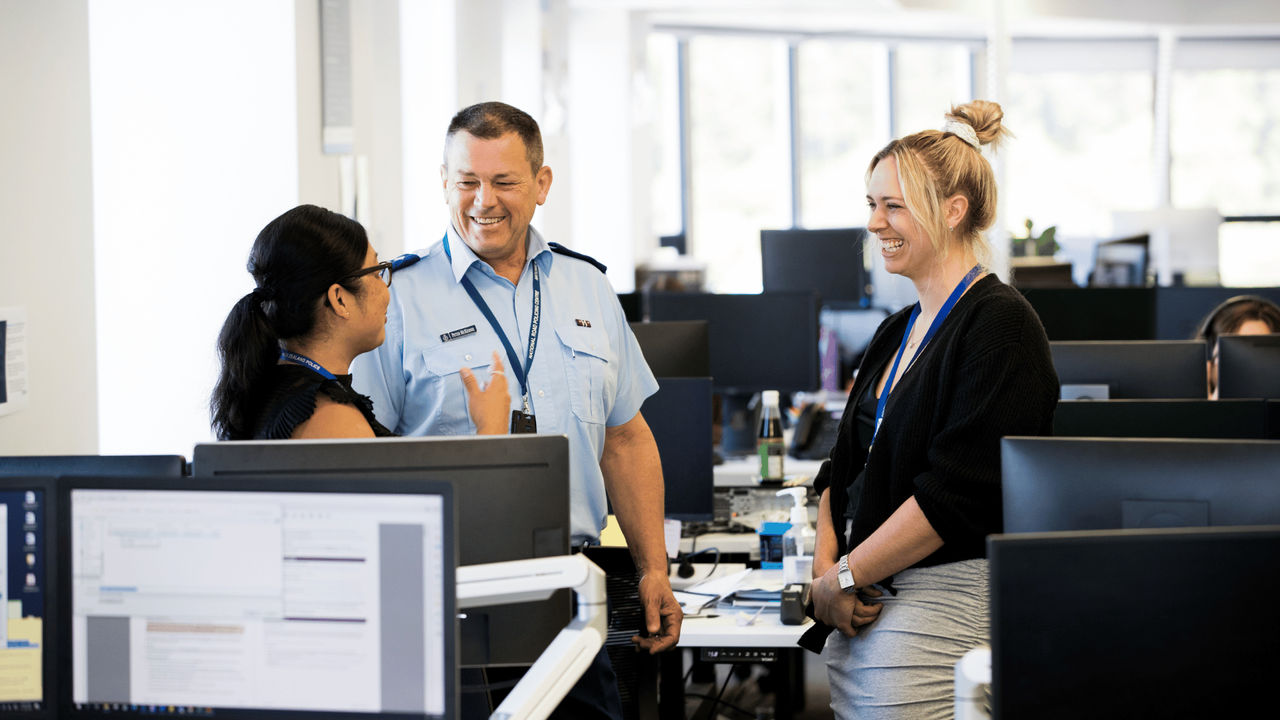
989, 525, 1280, 719
1019, 287, 1156, 341
616, 292, 643, 322
1050, 340, 1207, 399
0, 477, 55, 717
191, 435, 568, 667
1089, 233, 1149, 287
1001, 437, 1280, 533
647, 292, 821, 454
641, 377, 714, 522
60, 473, 455, 719
1052, 399, 1268, 439
760, 227, 869, 307
1217, 333, 1280, 400
0, 456, 187, 479
628, 321, 711, 378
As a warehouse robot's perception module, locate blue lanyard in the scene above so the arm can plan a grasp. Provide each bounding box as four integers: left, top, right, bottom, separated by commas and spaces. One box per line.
871, 264, 982, 449
279, 350, 338, 381
442, 234, 540, 410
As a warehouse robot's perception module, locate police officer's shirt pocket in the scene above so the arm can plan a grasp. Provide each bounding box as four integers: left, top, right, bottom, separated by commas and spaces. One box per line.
555, 323, 614, 425
420, 335, 493, 433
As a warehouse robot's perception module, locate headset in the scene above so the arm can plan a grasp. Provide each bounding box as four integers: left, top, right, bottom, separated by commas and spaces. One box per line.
1194, 294, 1280, 344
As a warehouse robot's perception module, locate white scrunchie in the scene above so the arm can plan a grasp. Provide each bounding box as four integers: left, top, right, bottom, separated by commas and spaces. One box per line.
942, 120, 981, 150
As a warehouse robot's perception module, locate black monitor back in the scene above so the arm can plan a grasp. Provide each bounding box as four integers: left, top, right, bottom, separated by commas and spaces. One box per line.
617, 291, 643, 322
629, 320, 711, 378
191, 435, 569, 667
989, 526, 1280, 719
1051, 340, 1207, 398
1001, 436, 1280, 532
1019, 287, 1156, 340
1052, 398, 1268, 439
641, 377, 714, 521
1217, 333, 1280, 399
0, 455, 187, 478
1154, 286, 1280, 340
646, 292, 820, 393
760, 227, 869, 307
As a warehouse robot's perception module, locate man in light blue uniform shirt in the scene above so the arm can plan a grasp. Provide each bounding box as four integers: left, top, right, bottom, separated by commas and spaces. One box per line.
351, 102, 680, 719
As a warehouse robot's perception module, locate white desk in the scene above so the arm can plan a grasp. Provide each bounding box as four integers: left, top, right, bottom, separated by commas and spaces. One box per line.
669, 568, 812, 720
674, 566, 813, 646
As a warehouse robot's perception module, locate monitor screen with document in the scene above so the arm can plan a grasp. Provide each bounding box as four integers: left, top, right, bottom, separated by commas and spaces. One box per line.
191, 435, 569, 667
61, 473, 455, 719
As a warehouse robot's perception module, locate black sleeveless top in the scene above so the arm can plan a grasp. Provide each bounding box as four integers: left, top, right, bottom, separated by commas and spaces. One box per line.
251, 364, 394, 440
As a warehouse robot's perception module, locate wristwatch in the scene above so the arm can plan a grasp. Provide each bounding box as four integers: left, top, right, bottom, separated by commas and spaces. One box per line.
837, 555, 857, 594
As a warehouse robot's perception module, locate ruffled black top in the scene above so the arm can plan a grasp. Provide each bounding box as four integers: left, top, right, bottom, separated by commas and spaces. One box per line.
251, 363, 394, 440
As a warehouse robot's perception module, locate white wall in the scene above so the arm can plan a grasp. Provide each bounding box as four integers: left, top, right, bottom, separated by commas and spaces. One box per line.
296, 0, 405, 256
90, 0, 299, 455
0, 0, 99, 455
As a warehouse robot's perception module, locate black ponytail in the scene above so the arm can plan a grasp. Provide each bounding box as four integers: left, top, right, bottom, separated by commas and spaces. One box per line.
210, 204, 369, 440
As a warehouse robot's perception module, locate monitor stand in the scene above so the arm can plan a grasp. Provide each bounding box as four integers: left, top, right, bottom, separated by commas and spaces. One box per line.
718, 391, 759, 457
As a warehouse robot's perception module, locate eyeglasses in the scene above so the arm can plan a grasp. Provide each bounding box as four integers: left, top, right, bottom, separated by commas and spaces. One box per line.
339, 260, 394, 288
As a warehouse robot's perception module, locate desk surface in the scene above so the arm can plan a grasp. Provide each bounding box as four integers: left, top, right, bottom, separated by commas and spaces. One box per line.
675, 567, 812, 647
680, 611, 811, 647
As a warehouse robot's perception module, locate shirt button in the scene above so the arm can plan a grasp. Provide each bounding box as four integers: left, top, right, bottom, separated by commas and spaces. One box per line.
538, 390, 545, 398
464, 353, 473, 362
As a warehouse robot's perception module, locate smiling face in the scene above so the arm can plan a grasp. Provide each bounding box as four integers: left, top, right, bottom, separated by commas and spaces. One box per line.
441, 131, 553, 270
866, 154, 939, 281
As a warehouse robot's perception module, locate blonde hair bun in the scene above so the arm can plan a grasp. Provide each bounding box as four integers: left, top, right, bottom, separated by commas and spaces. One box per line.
946, 100, 1011, 150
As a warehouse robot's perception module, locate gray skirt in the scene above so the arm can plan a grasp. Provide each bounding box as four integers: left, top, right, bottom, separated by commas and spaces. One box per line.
824, 559, 988, 720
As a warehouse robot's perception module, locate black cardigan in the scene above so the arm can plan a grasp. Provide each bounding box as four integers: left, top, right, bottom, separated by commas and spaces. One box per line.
814, 274, 1058, 566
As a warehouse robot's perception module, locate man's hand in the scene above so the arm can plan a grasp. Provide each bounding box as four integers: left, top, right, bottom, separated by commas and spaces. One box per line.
811, 562, 882, 638
631, 572, 682, 653
459, 352, 510, 435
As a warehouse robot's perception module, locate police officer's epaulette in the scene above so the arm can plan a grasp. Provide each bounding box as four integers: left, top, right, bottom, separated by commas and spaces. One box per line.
548, 242, 607, 274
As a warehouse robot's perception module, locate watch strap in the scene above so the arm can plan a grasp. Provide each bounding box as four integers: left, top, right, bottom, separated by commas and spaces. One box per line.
837, 555, 857, 594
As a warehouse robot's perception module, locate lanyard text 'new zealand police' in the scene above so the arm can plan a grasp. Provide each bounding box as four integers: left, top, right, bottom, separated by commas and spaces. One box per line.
870, 264, 982, 450
442, 234, 540, 428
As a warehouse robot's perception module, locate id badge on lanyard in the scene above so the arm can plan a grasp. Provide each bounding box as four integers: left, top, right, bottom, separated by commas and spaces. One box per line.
443, 233, 541, 434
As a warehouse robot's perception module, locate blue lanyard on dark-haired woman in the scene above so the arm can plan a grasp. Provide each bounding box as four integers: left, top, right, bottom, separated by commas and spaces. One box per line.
280, 350, 337, 381
870, 264, 982, 450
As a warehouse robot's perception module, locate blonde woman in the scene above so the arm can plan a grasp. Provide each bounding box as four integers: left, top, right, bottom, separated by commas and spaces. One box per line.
805, 101, 1059, 719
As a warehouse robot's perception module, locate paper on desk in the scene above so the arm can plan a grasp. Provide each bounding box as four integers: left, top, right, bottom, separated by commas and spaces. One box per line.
673, 590, 719, 614
684, 568, 752, 600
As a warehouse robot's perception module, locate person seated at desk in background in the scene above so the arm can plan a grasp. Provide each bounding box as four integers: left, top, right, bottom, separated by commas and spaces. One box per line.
351, 102, 679, 720
1195, 295, 1280, 400
802, 101, 1059, 719
210, 203, 510, 440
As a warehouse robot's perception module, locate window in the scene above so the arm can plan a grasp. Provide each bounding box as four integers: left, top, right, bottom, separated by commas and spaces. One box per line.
796, 39, 888, 229
1171, 68, 1280, 215
1002, 69, 1156, 239
647, 33, 684, 239
894, 43, 974, 136
687, 35, 791, 292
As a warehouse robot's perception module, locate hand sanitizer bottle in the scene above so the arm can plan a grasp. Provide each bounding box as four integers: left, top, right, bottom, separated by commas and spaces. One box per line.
776, 487, 816, 585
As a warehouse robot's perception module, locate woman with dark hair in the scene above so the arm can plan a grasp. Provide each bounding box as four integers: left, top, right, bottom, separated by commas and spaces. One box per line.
211, 204, 509, 440
1195, 294, 1280, 399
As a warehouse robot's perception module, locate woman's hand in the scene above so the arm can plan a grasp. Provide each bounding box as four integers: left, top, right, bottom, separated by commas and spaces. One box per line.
460, 352, 511, 435
812, 561, 883, 638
